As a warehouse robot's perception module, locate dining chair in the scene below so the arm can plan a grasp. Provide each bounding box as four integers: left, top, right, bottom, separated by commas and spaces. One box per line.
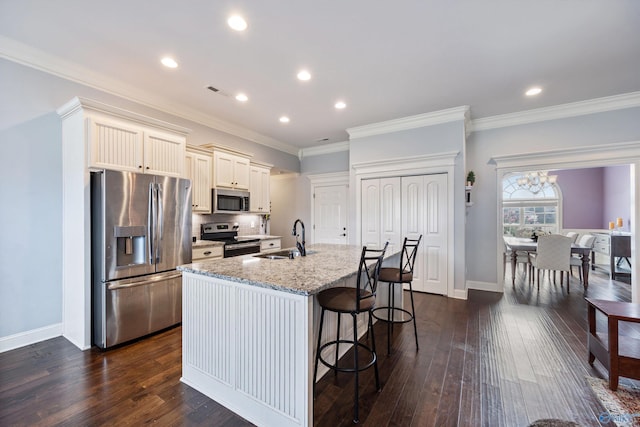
565, 231, 579, 244
503, 239, 531, 280
570, 233, 596, 282
529, 234, 572, 292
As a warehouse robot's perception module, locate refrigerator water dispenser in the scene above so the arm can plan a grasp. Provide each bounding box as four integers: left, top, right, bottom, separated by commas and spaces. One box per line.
114, 226, 146, 266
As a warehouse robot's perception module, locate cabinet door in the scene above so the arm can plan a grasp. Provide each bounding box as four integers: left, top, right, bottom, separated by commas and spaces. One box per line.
249, 167, 262, 211
214, 152, 235, 188
249, 166, 270, 212
88, 116, 144, 172
193, 153, 212, 213
259, 168, 270, 212
143, 130, 185, 177
233, 156, 250, 190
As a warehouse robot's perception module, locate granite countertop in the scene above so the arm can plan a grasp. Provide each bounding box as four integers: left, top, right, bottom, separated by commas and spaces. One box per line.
242, 234, 281, 240
192, 240, 225, 248
178, 243, 397, 296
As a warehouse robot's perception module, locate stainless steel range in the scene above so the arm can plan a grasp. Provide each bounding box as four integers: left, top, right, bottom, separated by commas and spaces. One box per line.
200, 222, 261, 257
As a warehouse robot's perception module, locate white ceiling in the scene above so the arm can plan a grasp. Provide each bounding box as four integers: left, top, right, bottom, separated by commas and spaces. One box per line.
1, 0, 639, 153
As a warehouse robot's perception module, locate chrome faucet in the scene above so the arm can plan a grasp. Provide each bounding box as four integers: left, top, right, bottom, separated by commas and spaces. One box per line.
292, 219, 306, 256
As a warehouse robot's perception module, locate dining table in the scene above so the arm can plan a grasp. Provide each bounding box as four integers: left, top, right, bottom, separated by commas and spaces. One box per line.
503, 236, 593, 287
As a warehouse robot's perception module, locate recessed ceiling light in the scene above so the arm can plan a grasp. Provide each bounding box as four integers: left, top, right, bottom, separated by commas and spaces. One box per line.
525, 87, 542, 96
279, 116, 290, 123
161, 57, 178, 68
297, 70, 311, 81
228, 15, 247, 31
334, 101, 346, 109
235, 93, 248, 102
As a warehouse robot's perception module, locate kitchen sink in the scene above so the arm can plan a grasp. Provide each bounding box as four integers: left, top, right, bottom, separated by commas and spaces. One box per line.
253, 249, 315, 259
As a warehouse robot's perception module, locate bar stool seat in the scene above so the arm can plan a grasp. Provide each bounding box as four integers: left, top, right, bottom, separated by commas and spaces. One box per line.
372, 235, 422, 355
313, 243, 388, 424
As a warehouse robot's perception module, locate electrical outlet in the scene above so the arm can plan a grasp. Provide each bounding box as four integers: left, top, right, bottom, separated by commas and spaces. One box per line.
250, 221, 255, 228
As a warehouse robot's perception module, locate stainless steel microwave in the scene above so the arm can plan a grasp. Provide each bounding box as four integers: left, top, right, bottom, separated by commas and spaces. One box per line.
213, 188, 250, 213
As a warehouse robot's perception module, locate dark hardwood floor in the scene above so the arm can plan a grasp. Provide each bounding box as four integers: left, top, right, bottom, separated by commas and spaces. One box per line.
1, 270, 636, 426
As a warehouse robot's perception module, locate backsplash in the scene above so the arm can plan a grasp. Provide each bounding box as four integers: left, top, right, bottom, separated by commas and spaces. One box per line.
192, 213, 268, 240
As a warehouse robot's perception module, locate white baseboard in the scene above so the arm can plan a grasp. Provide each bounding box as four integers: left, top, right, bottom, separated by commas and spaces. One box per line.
452, 288, 468, 300
0, 323, 63, 353
466, 280, 503, 293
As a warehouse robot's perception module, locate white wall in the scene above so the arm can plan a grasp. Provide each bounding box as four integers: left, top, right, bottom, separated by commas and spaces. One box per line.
269, 174, 310, 249
465, 107, 640, 285
0, 112, 63, 338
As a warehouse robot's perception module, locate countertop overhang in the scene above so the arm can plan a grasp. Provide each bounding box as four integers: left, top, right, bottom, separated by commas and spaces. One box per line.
178, 243, 397, 296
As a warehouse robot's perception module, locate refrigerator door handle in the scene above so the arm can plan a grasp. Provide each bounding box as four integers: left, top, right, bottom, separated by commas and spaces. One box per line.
148, 182, 157, 264
107, 271, 182, 290
156, 183, 163, 263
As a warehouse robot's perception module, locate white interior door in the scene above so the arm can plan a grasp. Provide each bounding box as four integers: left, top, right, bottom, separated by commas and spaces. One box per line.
313, 184, 348, 244
361, 179, 381, 248
421, 174, 448, 294
379, 177, 402, 253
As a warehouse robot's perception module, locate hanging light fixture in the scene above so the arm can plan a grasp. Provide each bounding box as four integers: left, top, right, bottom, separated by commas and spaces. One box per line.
517, 171, 558, 194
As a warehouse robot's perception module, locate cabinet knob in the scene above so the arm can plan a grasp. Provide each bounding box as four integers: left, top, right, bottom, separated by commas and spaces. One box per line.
341, 233, 346, 237
138, 165, 143, 169
146, 166, 150, 170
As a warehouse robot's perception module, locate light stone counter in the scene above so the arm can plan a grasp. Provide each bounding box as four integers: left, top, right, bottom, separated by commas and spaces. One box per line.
178, 243, 393, 296
191, 239, 224, 249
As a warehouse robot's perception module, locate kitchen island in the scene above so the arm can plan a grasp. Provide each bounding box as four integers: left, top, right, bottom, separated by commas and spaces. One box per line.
177, 244, 397, 427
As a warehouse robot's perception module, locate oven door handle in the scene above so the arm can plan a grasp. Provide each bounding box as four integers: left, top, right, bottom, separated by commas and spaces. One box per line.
226, 242, 260, 250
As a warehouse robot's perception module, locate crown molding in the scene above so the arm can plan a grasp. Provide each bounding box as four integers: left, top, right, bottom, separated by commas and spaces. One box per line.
298, 141, 349, 159
0, 35, 299, 156
347, 106, 470, 140
471, 92, 640, 132
57, 96, 192, 135
490, 140, 640, 170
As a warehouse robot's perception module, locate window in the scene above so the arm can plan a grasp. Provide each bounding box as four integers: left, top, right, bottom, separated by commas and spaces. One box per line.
502, 173, 560, 236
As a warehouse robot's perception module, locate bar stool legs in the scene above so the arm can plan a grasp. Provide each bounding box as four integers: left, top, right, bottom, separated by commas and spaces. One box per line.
377, 280, 419, 354
313, 308, 380, 423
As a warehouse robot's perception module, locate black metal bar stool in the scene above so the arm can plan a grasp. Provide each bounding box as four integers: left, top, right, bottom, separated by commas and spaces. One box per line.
313, 242, 388, 424
372, 235, 421, 354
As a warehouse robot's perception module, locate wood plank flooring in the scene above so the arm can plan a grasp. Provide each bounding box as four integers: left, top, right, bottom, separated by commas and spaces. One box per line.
0, 270, 636, 426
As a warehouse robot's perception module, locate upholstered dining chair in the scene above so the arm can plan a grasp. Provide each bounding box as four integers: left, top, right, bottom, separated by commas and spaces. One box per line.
529, 234, 572, 292
570, 233, 596, 282
565, 231, 579, 244
503, 239, 531, 280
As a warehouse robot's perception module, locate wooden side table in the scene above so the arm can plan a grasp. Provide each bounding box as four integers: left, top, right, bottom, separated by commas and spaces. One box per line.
586, 298, 640, 390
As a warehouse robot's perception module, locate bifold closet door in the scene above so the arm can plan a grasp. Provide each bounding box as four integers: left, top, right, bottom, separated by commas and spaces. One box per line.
402, 174, 448, 295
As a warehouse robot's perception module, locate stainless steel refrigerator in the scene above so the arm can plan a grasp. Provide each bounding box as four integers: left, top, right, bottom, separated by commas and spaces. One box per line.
91, 169, 192, 349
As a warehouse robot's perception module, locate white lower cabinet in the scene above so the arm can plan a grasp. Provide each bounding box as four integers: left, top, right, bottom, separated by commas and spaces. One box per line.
192, 245, 223, 261
260, 238, 281, 253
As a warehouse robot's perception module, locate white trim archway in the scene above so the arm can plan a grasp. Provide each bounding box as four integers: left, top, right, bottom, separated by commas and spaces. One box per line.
491, 140, 639, 302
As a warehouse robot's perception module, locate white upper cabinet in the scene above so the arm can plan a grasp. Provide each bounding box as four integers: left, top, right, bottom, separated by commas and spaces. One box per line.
249, 164, 271, 213
185, 146, 212, 213
213, 151, 250, 190
86, 110, 186, 178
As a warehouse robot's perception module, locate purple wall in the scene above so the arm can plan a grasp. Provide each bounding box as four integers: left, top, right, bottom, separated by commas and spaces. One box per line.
603, 164, 631, 231
557, 168, 604, 228
556, 165, 630, 229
